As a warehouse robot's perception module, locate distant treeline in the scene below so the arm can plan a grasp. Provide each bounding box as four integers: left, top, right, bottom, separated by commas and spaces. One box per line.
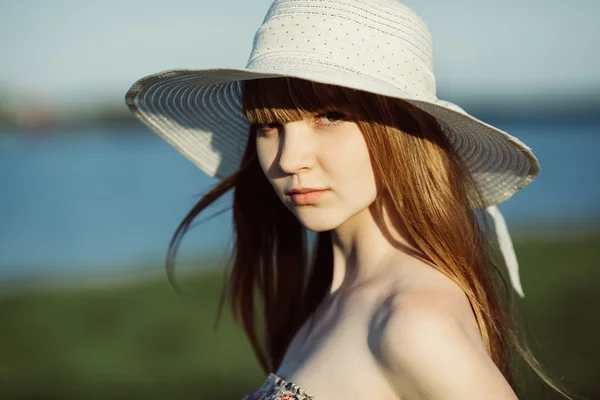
1, 94, 599, 132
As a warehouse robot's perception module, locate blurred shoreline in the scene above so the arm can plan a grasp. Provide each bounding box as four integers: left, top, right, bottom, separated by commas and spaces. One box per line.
1, 90, 599, 132
1, 228, 598, 297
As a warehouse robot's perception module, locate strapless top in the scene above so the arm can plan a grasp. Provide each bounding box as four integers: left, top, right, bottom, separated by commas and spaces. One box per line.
242, 373, 316, 400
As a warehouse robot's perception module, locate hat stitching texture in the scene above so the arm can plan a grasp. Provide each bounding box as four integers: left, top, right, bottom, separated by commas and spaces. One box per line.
247, 53, 420, 96
267, 0, 431, 48
257, 15, 431, 66
272, 13, 431, 55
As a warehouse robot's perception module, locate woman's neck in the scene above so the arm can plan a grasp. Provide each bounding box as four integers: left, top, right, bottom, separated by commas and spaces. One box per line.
328, 192, 426, 295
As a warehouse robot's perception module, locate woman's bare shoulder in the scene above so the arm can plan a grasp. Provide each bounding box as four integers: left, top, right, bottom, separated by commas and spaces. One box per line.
372, 279, 518, 400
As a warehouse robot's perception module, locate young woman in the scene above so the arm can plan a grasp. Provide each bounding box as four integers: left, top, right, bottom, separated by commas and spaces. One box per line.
126, 1, 573, 399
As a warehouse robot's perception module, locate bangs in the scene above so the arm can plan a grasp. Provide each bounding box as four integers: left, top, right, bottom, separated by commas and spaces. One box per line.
242, 77, 361, 126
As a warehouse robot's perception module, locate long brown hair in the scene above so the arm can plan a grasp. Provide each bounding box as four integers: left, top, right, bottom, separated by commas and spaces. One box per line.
167, 77, 572, 399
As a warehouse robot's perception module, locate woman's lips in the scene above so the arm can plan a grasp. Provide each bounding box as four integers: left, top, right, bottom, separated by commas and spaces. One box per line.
290, 190, 328, 205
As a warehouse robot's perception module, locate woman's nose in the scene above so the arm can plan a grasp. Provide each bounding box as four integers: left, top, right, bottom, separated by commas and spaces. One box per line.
277, 121, 315, 174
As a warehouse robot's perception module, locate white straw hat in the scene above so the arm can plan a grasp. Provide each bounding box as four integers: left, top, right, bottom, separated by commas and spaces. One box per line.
125, 0, 538, 297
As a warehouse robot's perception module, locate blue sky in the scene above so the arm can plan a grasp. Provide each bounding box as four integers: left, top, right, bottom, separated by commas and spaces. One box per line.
1, 0, 598, 107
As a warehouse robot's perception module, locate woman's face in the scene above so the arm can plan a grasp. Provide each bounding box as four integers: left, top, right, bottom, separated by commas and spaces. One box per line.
255, 110, 380, 232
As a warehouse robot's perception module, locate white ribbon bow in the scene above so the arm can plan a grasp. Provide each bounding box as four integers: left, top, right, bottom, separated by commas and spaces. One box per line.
485, 205, 525, 298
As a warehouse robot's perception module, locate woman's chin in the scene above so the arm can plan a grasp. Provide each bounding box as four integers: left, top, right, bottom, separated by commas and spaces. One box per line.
294, 213, 342, 232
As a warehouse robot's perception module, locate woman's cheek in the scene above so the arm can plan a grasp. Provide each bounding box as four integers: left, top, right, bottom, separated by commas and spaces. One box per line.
256, 140, 275, 173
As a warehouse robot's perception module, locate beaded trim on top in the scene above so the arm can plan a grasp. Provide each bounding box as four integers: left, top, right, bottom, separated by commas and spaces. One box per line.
242, 373, 316, 400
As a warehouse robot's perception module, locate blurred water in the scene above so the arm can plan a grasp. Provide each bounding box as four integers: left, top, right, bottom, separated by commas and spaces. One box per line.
0, 123, 599, 284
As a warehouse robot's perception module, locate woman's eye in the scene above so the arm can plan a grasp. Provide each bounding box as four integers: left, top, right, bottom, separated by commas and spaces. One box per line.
256, 123, 279, 133
317, 111, 346, 124
255, 112, 346, 135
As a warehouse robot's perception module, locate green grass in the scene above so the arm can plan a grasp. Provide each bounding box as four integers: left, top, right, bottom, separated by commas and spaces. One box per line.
0, 233, 599, 400
0, 270, 263, 399
511, 235, 600, 400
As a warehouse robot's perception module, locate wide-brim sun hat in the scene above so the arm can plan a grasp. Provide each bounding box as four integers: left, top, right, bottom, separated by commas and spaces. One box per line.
125, 0, 539, 298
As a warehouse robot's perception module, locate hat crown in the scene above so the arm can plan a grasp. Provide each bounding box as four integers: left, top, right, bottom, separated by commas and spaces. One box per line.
246, 0, 437, 100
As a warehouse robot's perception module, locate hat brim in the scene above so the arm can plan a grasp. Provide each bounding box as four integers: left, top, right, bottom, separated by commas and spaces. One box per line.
125, 67, 539, 208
